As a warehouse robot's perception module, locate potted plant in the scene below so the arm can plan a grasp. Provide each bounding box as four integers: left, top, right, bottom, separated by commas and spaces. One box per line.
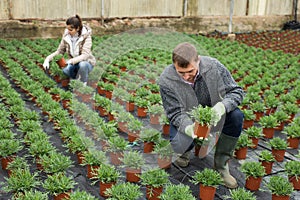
282, 102, 299, 122
107, 135, 129, 165
120, 150, 145, 183
14, 189, 48, 200
140, 128, 161, 153
147, 103, 164, 125
188, 105, 216, 138
242, 109, 255, 129
54, 54, 67, 68
224, 187, 256, 200
159, 114, 170, 135
122, 91, 136, 112
282, 124, 300, 149
43, 172, 76, 200
269, 137, 288, 162
153, 139, 173, 169
140, 168, 170, 200
258, 150, 276, 175
0, 139, 23, 170
126, 118, 143, 142
243, 126, 263, 148
266, 175, 294, 200
68, 189, 97, 200
159, 183, 196, 200
104, 182, 142, 200
234, 134, 252, 159
94, 164, 121, 197
1, 168, 40, 195
6, 156, 29, 177
273, 110, 289, 131
190, 168, 223, 200
250, 101, 266, 121
81, 149, 108, 179
259, 115, 279, 138
135, 97, 150, 118
115, 111, 133, 132
284, 160, 300, 190
240, 161, 266, 191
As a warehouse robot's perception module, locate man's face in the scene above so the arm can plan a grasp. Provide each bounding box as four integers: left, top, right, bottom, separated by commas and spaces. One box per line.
174, 58, 199, 83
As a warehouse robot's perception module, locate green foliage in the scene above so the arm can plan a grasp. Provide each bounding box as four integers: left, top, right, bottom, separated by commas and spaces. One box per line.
140, 168, 169, 188
266, 175, 294, 196
240, 161, 266, 178
43, 172, 76, 195
224, 188, 256, 200
13, 189, 48, 200
38, 151, 74, 174
258, 150, 275, 162
107, 135, 128, 152
121, 150, 145, 170
139, 128, 161, 143
269, 137, 288, 150
69, 189, 98, 200
259, 115, 278, 128
105, 182, 142, 200
190, 168, 223, 187
153, 139, 173, 159
82, 150, 108, 166
235, 134, 253, 149
159, 183, 196, 200
244, 126, 263, 138
242, 109, 255, 121
282, 124, 300, 138
284, 160, 300, 178
188, 105, 214, 126
0, 139, 23, 157
96, 164, 121, 183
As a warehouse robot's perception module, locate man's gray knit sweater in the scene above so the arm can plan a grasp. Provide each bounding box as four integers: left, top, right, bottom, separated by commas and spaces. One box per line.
158, 56, 244, 134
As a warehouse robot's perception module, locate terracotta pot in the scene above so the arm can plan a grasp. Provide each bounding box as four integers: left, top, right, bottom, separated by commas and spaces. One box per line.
260, 160, 274, 175
245, 176, 262, 191
105, 90, 112, 99
143, 142, 155, 153
234, 147, 248, 159
61, 99, 70, 109
250, 137, 259, 149
287, 137, 300, 149
36, 156, 43, 171
51, 94, 60, 102
243, 120, 254, 129
76, 151, 84, 164
108, 113, 115, 121
117, 121, 127, 132
150, 114, 160, 125
100, 181, 115, 197
125, 102, 135, 112
275, 122, 285, 131
266, 108, 276, 115
137, 107, 147, 118
127, 132, 139, 142
53, 191, 70, 200
271, 194, 290, 200
97, 106, 107, 117
289, 176, 300, 190
1, 155, 15, 170
126, 168, 141, 183
162, 124, 170, 135
146, 185, 163, 200
254, 111, 264, 121
87, 165, 100, 179
97, 86, 105, 95
110, 152, 123, 165
263, 128, 275, 139
271, 149, 286, 162
194, 123, 210, 139
199, 184, 216, 200
61, 78, 70, 87
56, 57, 67, 68
157, 156, 172, 169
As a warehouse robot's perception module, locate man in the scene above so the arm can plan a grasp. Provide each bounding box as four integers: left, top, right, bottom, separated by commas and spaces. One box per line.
158, 42, 244, 188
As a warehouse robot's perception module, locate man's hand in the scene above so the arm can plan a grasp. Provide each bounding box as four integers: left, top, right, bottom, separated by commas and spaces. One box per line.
42, 58, 50, 70
211, 102, 225, 126
185, 123, 196, 138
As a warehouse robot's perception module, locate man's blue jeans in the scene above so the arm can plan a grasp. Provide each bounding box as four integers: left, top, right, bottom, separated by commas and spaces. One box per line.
169, 108, 244, 154
63, 61, 93, 82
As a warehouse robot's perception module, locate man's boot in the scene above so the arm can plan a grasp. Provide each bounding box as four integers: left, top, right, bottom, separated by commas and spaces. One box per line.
174, 151, 191, 168
214, 133, 239, 189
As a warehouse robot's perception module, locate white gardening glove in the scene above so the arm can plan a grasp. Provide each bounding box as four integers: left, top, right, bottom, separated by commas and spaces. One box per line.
211, 102, 226, 126
184, 123, 196, 138
42, 58, 50, 70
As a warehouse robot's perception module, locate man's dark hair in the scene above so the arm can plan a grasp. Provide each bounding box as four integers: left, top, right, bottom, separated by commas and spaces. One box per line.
172, 42, 198, 68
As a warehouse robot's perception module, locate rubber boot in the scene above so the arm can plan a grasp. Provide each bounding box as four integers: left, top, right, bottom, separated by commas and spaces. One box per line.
214, 133, 239, 189
174, 151, 191, 168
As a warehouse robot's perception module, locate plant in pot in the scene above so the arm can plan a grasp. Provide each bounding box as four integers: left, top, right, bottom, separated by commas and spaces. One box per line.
258, 150, 276, 175
242, 109, 255, 129
94, 164, 121, 197
54, 54, 67, 68
240, 161, 266, 191
223, 187, 256, 200
6, 156, 29, 177
107, 135, 129, 165
250, 101, 266, 121
37, 150, 74, 174
14, 189, 48, 200
122, 91, 136, 112
140, 128, 162, 153
273, 110, 289, 131
282, 102, 299, 122
259, 115, 279, 139
266, 175, 294, 200
126, 118, 143, 142
120, 150, 145, 183
284, 160, 300, 190
81, 149, 108, 179
28, 140, 55, 170
43, 172, 77, 200
188, 104, 215, 139
234, 133, 253, 160
159, 183, 196, 200
115, 110, 134, 133
243, 126, 263, 149
140, 168, 170, 200
1, 168, 40, 195
159, 114, 170, 135
104, 182, 143, 200
0, 139, 23, 170
147, 103, 164, 125
264, 94, 280, 115
190, 168, 223, 200
153, 139, 173, 169
282, 124, 300, 149
68, 189, 98, 200
269, 137, 288, 162
135, 97, 150, 118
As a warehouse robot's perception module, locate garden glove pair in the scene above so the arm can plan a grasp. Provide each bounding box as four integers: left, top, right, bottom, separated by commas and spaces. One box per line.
211, 102, 226, 126
43, 58, 50, 70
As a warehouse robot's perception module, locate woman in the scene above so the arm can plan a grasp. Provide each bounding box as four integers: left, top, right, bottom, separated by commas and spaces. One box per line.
43, 14, 96, 85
